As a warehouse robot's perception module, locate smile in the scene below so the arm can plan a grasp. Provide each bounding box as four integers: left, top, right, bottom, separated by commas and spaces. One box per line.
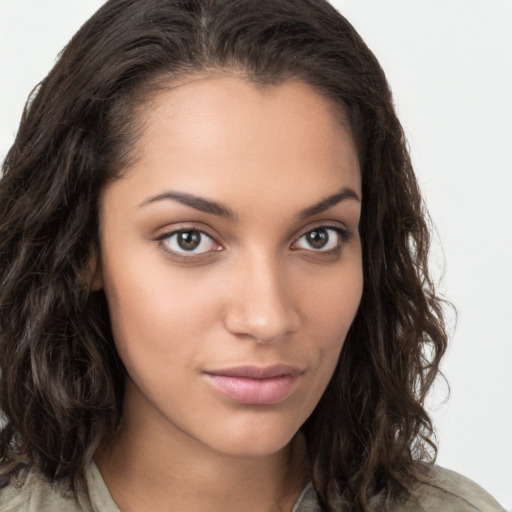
203, 365, 302, 405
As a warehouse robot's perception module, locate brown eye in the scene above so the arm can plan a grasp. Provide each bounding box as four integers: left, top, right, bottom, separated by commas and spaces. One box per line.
294, 227, 347, 252
177, 230, 201, 250
161, 229, 219, 255
305, 229, 329, 249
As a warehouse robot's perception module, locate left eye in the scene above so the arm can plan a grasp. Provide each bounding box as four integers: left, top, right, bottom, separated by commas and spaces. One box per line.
160, 229, 219, 254
294, 227, 343, 251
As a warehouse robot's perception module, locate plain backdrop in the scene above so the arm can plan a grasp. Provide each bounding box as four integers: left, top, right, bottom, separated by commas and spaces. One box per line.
1, 1, 511, 509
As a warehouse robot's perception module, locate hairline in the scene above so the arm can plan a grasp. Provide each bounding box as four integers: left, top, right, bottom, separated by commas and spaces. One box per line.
109, 66, 354, 178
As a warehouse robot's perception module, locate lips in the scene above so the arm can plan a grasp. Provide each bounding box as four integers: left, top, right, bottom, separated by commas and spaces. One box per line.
203, 364, 301, 405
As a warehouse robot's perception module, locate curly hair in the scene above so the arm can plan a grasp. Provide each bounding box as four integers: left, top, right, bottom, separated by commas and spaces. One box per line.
0, 1, 448, 510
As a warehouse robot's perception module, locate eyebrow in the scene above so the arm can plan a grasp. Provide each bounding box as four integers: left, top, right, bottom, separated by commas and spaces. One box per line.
298, 187, 360, 219
139, 191, 237, 219
139, 186, 360, 220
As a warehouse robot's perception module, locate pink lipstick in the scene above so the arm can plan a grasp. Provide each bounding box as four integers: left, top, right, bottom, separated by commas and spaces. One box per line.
203, 364, 301, 405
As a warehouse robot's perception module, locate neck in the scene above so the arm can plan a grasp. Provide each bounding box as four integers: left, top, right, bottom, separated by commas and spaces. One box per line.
95, 382, 309, 512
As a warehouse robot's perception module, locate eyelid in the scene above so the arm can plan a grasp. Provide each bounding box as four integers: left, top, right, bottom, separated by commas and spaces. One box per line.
154, 224, 224, 259
152, 221, 353, 261
291, 224, 353, 252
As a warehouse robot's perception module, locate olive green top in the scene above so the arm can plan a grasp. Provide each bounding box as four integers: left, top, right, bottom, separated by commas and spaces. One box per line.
0, 463, 506, 511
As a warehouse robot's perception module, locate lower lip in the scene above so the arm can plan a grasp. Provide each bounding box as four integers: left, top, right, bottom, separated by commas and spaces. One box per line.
204, 374, 299, 405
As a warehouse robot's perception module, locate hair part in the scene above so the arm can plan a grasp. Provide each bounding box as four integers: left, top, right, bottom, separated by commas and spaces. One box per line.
0, 1, 448, 510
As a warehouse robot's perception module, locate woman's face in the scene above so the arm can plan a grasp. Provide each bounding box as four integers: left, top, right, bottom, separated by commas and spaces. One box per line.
96, 76, 363, 458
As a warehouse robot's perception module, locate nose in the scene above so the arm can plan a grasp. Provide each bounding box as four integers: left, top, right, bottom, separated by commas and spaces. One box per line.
223, 254, 301, 343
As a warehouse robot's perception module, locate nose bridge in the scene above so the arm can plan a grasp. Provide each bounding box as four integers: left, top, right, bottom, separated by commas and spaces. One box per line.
224, 249, 300, 342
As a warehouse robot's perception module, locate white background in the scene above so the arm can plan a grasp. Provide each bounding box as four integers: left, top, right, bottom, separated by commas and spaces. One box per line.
1, 1, 511, 509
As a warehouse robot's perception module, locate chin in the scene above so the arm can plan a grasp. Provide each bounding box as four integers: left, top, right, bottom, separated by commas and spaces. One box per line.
212, 415, 304, 458
212, 435, 295, 459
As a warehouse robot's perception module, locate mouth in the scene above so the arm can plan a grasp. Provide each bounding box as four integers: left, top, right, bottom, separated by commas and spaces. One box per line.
203, 364, 302, 405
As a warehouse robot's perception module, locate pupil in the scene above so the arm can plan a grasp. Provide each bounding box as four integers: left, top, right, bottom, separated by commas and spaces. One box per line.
178, 231, 201, 250
308, 229, 328, 249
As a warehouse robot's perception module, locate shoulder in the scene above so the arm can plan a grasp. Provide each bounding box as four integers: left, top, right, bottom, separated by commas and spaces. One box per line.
0, 466, 88, 512
393, 465, 506, 512
296, 466, 506, 512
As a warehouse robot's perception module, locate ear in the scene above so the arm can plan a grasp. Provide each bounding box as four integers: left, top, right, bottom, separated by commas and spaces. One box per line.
90, 262, 103, 291
87, 247, 104, 291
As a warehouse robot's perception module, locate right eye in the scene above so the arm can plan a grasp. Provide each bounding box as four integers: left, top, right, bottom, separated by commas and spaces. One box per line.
158, 229, 221, 256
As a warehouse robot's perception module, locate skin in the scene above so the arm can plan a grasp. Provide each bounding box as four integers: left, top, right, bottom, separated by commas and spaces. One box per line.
94, 76, 363, 512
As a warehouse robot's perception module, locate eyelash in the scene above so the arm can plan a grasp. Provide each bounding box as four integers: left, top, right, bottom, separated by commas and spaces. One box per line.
155, 224, 352, 260
292, 225, 352, 254
155, 227, 221, 260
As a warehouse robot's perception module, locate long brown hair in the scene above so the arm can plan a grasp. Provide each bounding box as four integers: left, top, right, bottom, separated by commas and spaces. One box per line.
0, 1, 447, 510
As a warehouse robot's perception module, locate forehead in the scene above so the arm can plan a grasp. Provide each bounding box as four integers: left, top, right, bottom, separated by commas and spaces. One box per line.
103, 76, 361, 214
141, 75, 353, 152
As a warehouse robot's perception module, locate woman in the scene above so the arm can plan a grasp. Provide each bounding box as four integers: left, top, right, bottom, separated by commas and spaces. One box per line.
0, 0, 505, 511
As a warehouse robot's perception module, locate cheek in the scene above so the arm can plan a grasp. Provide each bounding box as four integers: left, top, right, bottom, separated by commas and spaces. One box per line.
302, 261, 363, 338
100, 253, 223, 372
298, 260, 363, 380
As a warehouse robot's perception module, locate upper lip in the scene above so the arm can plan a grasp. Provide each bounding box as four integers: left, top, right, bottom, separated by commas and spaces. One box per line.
204, 364, 302, 379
